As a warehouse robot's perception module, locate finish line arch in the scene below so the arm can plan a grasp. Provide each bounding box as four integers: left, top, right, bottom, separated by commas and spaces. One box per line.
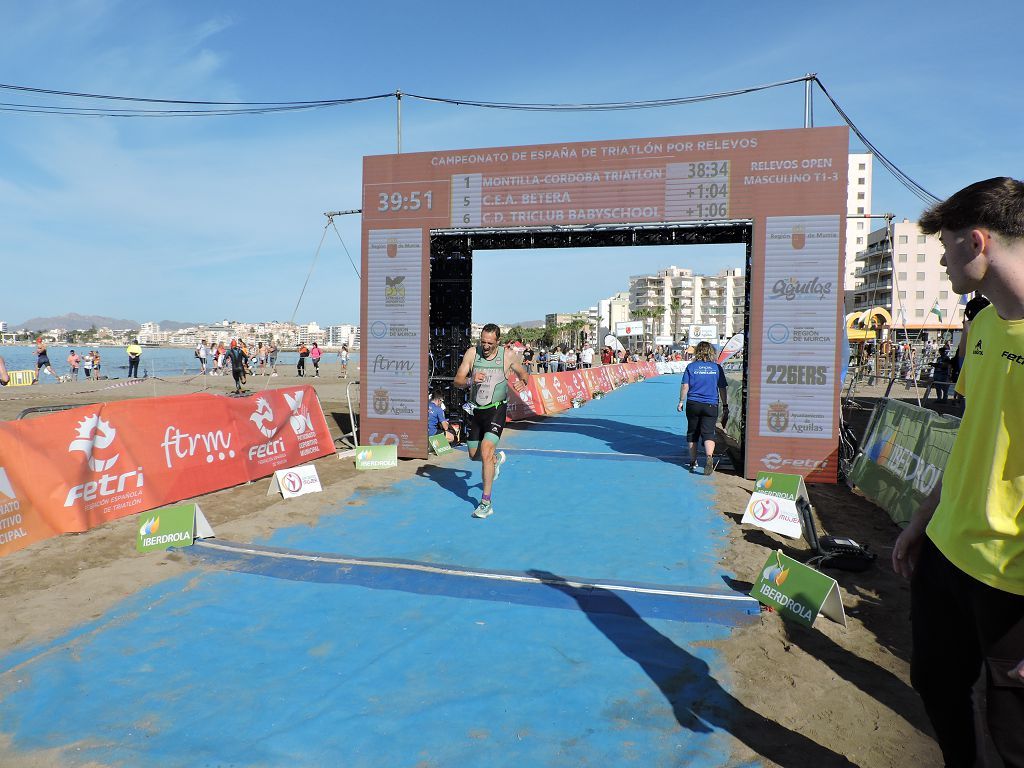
360, 126, 849, 482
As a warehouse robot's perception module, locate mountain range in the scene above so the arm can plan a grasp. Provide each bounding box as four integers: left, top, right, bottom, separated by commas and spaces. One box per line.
12, 313, 198, 332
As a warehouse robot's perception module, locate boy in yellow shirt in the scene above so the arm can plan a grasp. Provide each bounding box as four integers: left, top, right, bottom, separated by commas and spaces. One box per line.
893, 177, 1024, 766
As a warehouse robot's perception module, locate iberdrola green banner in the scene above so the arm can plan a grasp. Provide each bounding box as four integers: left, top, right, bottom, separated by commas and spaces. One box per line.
848, 399, 960, 526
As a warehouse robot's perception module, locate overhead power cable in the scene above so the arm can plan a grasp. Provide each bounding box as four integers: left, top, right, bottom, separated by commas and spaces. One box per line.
404, 75, 810, 112
0, 76, 939, 204
812, 77, 940, 207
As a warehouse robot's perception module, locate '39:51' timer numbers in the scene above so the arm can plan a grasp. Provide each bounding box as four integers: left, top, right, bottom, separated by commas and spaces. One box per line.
377, 191, 433, 212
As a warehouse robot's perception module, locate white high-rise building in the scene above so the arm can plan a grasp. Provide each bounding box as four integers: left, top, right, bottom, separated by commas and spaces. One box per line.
326, 324, 358, 348
628, 266, 745, 344
845, 153, 874, 312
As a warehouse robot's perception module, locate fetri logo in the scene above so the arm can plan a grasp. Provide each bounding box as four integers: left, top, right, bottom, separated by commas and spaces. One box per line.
250, 397, 276, 438
69, 414, 120, 471
0, 467, 16, 500
65, 413, 145, 507
139, 516, 160, 537
285, 391, 314, 435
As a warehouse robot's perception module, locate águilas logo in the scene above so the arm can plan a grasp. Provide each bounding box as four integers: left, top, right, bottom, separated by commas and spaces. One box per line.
284, 391, 314, 435
373, 388, 390, 415
770, 277, 832, 301
69, 414, 120, 472
139, 516, 160, 537
250, 397, 276, 438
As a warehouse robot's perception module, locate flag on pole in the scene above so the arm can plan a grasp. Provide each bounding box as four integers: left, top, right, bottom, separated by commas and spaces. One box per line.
930, 301, 943, 322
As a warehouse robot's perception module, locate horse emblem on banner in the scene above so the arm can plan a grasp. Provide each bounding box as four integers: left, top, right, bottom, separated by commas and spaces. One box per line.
766, 401, 790, 433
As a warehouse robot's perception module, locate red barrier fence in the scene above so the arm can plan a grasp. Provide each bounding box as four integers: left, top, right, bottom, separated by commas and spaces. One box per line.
0, 386, 335, 557
507, 363, 658, 420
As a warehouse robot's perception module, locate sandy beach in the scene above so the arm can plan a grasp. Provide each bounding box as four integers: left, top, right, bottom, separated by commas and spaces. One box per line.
0, 367, 947, 766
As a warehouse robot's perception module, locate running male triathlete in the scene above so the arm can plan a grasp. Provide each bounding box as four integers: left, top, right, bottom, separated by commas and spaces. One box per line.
454, 323, 530, 519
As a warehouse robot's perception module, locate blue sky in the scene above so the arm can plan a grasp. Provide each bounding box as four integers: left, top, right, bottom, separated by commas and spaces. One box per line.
1, 1, 1021, 327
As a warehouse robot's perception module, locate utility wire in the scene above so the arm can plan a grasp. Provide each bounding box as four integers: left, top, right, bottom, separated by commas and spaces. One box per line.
812, 77, 941, 207
0, 75, 940, 205
403, 75, 809, 112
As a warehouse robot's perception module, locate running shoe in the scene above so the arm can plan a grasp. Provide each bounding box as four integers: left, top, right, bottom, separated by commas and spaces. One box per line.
688, 459, 697, 472
472, 501, 494, 519
704, 458, 715, 476
493, 450, 507, 480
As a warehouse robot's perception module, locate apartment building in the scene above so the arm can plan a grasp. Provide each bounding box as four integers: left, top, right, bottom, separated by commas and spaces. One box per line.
852, 219, 965, 336
628, 266, 745, 344
845, 153, 874, 313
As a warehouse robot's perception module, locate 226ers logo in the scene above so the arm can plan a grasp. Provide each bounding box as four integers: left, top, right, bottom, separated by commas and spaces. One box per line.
766, 401, 789, 433
373, 388, 390, 415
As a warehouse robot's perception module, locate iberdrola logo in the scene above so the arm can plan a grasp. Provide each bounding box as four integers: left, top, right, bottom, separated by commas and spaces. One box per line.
69, 414, 120, 472
356, 449, 373, 463
755, 476, 774, 492
762, 564, 790, 586
139, 516, 160, 537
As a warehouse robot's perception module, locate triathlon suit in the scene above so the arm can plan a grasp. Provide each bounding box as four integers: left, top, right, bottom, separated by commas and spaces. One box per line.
468, 345, 508, 446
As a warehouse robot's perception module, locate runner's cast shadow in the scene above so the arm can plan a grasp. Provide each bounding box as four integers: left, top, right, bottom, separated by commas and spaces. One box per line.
508, 416, 686, 467
528, 569, 857, 768
415, 465, 477, 507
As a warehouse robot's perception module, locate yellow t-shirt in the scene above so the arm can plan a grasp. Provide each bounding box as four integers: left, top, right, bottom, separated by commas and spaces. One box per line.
927, 305, 1024, 595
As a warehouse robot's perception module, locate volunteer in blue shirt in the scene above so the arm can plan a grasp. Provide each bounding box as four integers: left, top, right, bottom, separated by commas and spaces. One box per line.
427, 388, 461, 445
677, 340, 728, 475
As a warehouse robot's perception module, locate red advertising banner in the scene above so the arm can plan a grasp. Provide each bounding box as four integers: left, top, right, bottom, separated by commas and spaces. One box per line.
0, 386, 335, 558
507, 378, 546, 420
508, 365, 660, 421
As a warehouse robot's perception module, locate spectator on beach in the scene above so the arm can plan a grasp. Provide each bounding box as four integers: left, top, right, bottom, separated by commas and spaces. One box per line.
310, 342, 322, 377
256, 342, 266, 375
34, 339, 57, 383
92, 349, 101, 379
536, 348, 549, 373
677, 340, 728, 476
196, 339, 208, 375
82, 351, 94, 380
522, 344, 534, 374
427, 388, 461, 446
67, 349, 80, 380
579, 344, 594, 369
126, 339, 142, 379
892, 177, 1024, 767
268, 339, 279, 376
296, 343, 309, 377
928, 347, 952, 403
337, 344, 349, 378
0, 355, 9, 386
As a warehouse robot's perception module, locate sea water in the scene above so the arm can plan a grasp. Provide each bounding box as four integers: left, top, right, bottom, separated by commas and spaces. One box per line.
0, 345, 360, 380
